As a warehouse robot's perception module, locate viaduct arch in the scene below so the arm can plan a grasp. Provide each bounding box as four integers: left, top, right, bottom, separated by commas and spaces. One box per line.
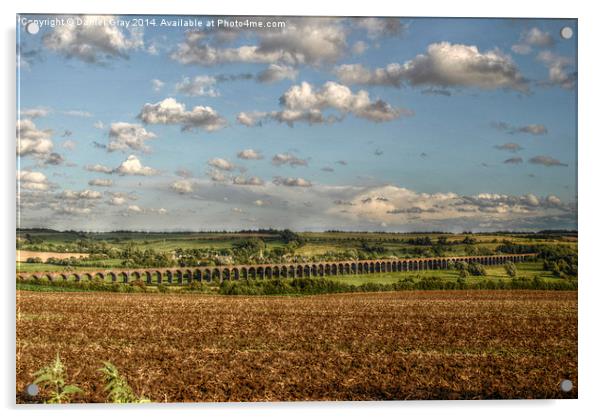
17, 253, 537, 285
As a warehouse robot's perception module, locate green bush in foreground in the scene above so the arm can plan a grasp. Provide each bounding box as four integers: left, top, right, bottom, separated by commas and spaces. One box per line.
32, 354, 82, 404
30, 355, 150, 404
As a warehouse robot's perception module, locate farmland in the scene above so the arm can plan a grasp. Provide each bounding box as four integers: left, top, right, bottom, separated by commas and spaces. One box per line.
16, 290, 577, 402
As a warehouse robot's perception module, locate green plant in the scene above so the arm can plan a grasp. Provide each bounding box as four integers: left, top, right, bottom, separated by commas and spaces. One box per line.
99, 362, 150, 403
32, 354, 82, 403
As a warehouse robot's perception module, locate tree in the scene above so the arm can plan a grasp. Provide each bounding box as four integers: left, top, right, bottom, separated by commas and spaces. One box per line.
504, 261, 517, 277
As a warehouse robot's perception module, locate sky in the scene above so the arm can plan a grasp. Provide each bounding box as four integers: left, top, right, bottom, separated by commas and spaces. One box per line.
16, 15, 577, 232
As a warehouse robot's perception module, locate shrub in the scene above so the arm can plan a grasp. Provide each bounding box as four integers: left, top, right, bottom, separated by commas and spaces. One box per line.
32, 354, 82, 404
99, 362, 150, 403
504, 261, 517, 277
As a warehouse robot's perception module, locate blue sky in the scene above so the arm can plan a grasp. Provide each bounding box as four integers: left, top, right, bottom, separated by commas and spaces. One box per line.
17, 15, 577, 232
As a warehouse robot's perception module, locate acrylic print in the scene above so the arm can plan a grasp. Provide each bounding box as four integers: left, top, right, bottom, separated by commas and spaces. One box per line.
16, 15, 577, 403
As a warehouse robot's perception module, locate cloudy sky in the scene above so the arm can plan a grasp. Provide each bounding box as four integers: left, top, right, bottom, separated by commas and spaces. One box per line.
17, 15, 577, 232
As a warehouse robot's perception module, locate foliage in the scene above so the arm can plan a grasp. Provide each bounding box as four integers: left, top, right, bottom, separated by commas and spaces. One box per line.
32, 354, 82, 403
504, 261, 517, 277
99, 362, 150, 403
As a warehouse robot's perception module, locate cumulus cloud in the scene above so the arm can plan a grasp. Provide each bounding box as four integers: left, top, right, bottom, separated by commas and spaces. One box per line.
327, 185, 574, 228
114, 155, 159, 176
237, 149, 263, 160
239, 81, 409, 127
175, 75, 219, 97
42, 15, 143, 64
208, 157, 235, 171
61, 189, 103, 200
128, 205, 143, 213
170, 179, 194, 194
138, 97, 227, 132
512, 27, 555, 55
495, 142, 524, 152
107, 122, 157, 152
491, 121, 548, 136
537, 51, 576, 90
17, 119, 54, 158
88, 178, 113, 187
233, 175, 265, 186
272, 153, 308, 167
171, 18, 347, 67
528, 155, 568, 167
17, 170, 51, 191
273, 176, 312, 187
256, 64, 298, 83
84, 163, 113, 174
335, 42, 528, 92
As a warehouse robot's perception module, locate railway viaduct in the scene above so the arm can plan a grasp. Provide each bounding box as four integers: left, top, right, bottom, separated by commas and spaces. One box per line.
17, 253, 537, 285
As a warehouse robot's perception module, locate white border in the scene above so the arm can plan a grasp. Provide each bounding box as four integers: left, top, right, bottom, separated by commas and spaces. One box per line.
3, 1, 600, 417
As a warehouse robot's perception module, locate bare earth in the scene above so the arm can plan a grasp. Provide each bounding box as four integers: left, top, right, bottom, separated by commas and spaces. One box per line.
16, 290, 577, 402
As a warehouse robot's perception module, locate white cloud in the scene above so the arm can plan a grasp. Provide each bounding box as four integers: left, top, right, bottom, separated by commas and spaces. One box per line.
336, 43, 528, 92
151, 79, 165, 92
327, 185, 573, 227
256, 64, 298, 83
62, 110, 92, 118
512, 27, 555, 55
237, 149, 263, 160
175, 75, 219, 97
61, 189, 103, 200
61, 139, 77, 150
85, 163, 113, 174
138, 97, 227, 132
88, 178, 113, 187
107, 122, 157, 152
114, 155, 158, 176
42, 15, 144, 64
170, 179, 194, 194
208, 157, 235, 171
93, 121, 105, 130
109, 196, 127, 206
17, 170, 51, 191
171, 19, 348, 67
233, 175, 265, 186
351, 41, 367, 55
537, 51, 576, 90
20, 107, 51, 118
272, 153, 308, 167
128, 205, 143, 213
239, 81, 408, 127
17, 119, 54, 157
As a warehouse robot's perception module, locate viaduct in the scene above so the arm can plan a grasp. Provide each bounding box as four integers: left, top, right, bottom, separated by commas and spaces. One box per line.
17, 253, 537, 285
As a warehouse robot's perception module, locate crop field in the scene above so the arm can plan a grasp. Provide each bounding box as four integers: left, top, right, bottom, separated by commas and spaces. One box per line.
16, 290, 577, 402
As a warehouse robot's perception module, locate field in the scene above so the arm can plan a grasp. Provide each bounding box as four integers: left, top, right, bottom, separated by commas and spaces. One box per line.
16, 290, 577, 402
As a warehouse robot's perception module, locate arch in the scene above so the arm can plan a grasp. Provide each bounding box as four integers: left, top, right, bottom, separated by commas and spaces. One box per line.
232, 268, 240, 280
107, 272, 117, 282
155, 270, 163, 284
241, 267, 248, 280
351, 262, 357, 274
130, 271, 141, 281
249, 267, 256, 279
303, 265, 311, 277
93, 272, 105, 281
82, 272, 93, 281
369, 262, 375, 273
144, 271, 152, 284
265, 266, 273, 279
212, 268, 221, 281
288, 265, 296, 278
193, 269, 202, 281
165, 270, 173, 284
257, 266, 265, 279
318, 264, 325, 277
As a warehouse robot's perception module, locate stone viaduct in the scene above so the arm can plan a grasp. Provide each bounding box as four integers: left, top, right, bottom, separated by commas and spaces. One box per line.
17, 253, 537, 285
